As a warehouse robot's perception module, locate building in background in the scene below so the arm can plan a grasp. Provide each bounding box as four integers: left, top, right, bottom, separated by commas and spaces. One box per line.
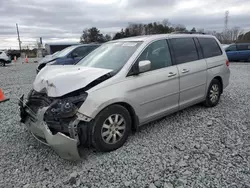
45, 42, 80, 55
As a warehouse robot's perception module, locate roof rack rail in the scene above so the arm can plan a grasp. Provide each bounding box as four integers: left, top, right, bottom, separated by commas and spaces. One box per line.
171, 31, 206, 35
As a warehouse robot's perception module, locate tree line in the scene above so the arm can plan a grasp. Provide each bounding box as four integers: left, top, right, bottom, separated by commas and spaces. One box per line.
80, 19, 250, 44
112, 20, 189, 39
80, 27, 111, 43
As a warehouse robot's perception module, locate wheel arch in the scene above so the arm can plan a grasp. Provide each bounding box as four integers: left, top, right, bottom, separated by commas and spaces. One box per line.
87, 101, 139, 132
114, 102, 139, 132
213, 76, 223, 93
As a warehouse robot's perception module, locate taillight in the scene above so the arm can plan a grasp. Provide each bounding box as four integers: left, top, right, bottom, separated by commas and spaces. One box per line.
226, 60, 229, 67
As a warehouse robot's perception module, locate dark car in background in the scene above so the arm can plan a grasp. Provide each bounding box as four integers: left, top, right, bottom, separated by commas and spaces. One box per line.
36, 44, 101, 73
224, 43, 250, 62
7, 50, 21, 60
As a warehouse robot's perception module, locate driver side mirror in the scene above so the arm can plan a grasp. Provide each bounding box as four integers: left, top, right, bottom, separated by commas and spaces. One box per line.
129, 60, 151, 76
72, 52, 78, 58
138, 60, 151, 73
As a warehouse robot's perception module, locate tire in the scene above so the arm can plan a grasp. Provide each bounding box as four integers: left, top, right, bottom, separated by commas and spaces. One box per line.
90, 105, 131, 152
204, 79, 222, 107
0, 60, 5, 67
247, 56, 250, 62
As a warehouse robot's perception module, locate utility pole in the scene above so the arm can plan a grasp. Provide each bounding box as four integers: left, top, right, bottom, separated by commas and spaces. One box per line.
16, 23, 21, 53
224, 10, 229, 32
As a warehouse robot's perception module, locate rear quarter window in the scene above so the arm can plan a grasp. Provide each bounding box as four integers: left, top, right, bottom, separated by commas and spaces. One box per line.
198, 38, 222, 58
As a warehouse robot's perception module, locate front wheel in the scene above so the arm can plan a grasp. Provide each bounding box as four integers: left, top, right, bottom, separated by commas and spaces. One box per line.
204, 79, 222, 107
0, 60, 5, 67
90, 105, 131, 152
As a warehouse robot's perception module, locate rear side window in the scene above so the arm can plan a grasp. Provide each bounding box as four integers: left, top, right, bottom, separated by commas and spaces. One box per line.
170, 38, 198, 64
0, 52, 2, 55
237, 44, 248, 51
198, 38, 222, 58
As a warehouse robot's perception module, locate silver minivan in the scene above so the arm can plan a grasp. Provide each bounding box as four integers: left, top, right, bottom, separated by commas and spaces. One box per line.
19, 34, 230, 160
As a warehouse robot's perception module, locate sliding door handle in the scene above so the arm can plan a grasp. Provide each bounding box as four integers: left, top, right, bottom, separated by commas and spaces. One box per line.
181, 69, 189, 73
168, 72, 177, 77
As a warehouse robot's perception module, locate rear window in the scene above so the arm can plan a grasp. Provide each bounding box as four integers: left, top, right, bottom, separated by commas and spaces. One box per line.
198, 38, 222, 58
170, 38, 199, 64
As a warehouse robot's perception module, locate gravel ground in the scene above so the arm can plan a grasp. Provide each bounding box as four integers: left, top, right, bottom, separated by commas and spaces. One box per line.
0, 62, 250, 188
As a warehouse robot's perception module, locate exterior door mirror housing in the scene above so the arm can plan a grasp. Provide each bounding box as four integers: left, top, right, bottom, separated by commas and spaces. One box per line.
138, 60, 151, 73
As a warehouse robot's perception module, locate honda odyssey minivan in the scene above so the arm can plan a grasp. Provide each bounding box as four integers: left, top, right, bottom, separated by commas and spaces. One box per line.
19, 34, 230, 160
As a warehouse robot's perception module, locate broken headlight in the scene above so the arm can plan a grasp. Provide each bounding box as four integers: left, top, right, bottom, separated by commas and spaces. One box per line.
45, 92, 87, 119
46, 100, 78, 118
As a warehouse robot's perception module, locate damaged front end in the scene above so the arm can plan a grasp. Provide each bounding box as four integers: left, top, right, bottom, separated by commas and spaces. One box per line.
19, 89, 89, 160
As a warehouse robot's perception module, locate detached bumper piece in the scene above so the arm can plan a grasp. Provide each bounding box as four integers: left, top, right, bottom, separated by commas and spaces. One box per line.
19, 96, 81, 160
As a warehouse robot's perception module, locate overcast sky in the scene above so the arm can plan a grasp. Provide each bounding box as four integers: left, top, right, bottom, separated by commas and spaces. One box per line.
0, 0, 250, 49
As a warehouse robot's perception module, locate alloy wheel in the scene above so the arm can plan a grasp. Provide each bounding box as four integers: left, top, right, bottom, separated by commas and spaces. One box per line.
209, 84, 219, 103
101, 114, 126, 144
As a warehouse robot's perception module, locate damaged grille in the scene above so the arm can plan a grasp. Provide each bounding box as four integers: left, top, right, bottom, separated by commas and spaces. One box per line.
26, 90, 52, 115
25, 90, 79, 135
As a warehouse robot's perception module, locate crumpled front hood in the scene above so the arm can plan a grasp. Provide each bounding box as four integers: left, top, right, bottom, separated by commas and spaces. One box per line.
33, 65, 112, 97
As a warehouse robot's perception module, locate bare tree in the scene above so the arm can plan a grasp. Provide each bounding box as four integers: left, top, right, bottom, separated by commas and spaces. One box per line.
220, 27, 243, 43
173, 24, 187, 32
206, 27, 244, 44
197, 28, 205, 33
162, 19, 171, 27
230, 27, 244, 42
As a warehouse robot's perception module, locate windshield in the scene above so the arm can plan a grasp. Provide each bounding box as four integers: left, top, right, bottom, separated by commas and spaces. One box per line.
55, 45, 77, 58
222, 44, 230, 49
51, 51, 60, 58
77, 41, 142, 71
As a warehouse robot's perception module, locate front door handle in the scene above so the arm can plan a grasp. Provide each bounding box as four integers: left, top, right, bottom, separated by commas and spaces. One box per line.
181, 69, 189, 73
168, 72, 177, 77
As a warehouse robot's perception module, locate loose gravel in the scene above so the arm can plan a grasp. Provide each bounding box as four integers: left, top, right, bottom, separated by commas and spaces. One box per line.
0, 62, 250, 188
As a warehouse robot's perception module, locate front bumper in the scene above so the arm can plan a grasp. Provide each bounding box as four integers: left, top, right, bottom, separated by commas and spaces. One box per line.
19, 98, 81, 160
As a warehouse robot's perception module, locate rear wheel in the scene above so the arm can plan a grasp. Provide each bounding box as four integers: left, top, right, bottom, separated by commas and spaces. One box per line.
204, 79, 222, 107
90, 105, 131, 152
247, 56, 250, 62
0, 60, 5, 67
